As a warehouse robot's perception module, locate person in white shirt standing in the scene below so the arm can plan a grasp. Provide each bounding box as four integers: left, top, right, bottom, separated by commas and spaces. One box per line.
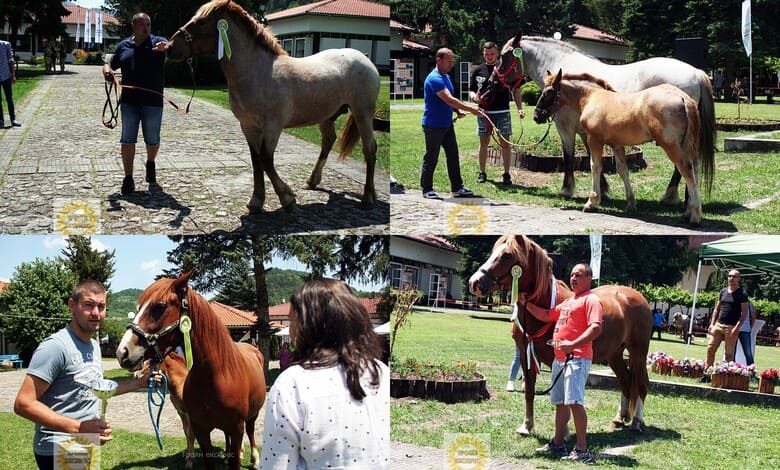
261, 279, 389, 469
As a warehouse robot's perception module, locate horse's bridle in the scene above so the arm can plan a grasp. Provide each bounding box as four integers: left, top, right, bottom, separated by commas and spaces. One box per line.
535, 84, 561, 122
493, 49, 524, 92
478, 265, 514, 293
125, 294, 190, 364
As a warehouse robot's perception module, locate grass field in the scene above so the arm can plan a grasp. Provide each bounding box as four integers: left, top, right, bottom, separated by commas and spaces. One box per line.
390, 101, 780, 233
391, 309, 780, 468
173, 81, 390, 171
0, 411, 245, 469
6, 65, 47, 112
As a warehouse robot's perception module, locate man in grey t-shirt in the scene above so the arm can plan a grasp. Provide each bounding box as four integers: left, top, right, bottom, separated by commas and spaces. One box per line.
14, 280, 157, 470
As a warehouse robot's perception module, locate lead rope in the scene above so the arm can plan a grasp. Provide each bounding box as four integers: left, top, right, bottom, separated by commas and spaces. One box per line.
147, 363, 169, 449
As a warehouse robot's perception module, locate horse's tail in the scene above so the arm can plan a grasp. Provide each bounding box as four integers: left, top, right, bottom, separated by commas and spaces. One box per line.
682, 96, 701, 182
697, 73, 716, 196
337, 114, 361, 160
627, 301, 652, 425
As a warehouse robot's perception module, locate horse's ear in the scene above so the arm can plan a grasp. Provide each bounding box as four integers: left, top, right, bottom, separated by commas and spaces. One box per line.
555, 68, 563, 83
512, 30, 522, 48
174, 270, 194, 297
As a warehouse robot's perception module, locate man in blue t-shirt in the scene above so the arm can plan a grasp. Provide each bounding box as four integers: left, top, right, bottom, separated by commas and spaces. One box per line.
420, 48, 484, 199
14, 280, 157, 470
103, 12, 167, 195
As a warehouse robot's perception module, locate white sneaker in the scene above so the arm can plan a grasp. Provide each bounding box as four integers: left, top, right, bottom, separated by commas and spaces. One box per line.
506, 380, 515, 392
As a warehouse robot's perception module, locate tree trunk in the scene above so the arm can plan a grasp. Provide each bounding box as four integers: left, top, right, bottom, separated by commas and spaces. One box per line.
252, 235, 272, 380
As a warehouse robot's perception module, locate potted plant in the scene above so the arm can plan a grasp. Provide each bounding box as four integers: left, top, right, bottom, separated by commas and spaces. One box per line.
706, 361, 754, 391
758, 368, 779, 394
390, 357, 486, 403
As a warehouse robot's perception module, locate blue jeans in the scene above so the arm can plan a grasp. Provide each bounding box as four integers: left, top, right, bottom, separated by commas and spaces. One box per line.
120, 103, 163, 145
0, 77, 15, 122
509, 345, 522, 381
738, 330, 754, 365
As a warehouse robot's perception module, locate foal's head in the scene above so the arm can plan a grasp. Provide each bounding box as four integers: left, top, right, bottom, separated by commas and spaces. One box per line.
115, 273, 191, 370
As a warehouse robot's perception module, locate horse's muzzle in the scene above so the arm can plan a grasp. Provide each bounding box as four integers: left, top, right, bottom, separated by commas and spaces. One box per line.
533, 109, 548, 124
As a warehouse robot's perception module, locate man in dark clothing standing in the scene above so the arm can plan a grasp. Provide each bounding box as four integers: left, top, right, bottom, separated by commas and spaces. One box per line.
103, 12, 167, 195
703, 269, 749, 376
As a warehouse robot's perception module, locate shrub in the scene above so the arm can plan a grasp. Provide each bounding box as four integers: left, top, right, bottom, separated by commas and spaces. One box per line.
25, 55, 43, 66
165, 54, 226, 86
520, 80, 541, 106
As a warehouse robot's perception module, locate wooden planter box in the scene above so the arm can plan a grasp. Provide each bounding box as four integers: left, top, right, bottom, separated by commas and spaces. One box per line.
711, 374, 749, 391
390, 374, 486, 404
758, 378, 776, 394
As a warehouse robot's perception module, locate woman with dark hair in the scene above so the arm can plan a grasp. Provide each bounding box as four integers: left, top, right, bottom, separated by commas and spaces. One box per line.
261, 279, 389, 469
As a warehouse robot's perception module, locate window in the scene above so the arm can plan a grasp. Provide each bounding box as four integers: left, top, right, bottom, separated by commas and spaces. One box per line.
294, 38, 306, 57
282, 39, 293, 56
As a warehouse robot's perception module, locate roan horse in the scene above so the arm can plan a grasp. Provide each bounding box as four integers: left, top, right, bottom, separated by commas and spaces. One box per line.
468, 235, 652, 436
491, 33, 715, 207
536, 70, 704, 225
116, 273, 266, 470
166, 0, 380, 213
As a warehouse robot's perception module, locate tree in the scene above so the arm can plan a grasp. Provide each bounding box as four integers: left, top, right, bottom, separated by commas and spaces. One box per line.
162, 234, 388, 375
61, 236, 116, 291
0, 259, 78, 363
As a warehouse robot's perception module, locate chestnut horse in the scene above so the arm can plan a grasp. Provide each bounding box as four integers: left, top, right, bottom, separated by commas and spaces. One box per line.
468, 235, 652, 435
116, 273, 266, 470
536, 70, 704, 225
166, 0, 380, 213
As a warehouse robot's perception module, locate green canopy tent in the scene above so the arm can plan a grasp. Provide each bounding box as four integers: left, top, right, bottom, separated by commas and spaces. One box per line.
685, 235, 780, 357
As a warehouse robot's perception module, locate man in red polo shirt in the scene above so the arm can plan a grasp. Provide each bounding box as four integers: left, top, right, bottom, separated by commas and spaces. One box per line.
519, 263, 602, 464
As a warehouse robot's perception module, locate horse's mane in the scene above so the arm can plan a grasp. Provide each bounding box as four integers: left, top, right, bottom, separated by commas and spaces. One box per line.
522, 36, 589, 57
196, 0, 288, 56
495, 235, 553, 304
563, 72, 615, 91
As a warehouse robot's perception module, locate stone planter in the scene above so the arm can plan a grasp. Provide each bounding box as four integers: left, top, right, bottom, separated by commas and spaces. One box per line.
758, 378, 776, 394
390, 374, 487, 404
715, 119, 780, 132
483, 146, 644, 174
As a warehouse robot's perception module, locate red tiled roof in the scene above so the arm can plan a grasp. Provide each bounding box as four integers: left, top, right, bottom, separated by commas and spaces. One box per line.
403, 39, 430, 51
401, 235, 460, 252
62, 5, 119, 26
266, 0, 389, 21
210, 301, 257, 328
571, 23, 627, 46
268, 296, 382, 323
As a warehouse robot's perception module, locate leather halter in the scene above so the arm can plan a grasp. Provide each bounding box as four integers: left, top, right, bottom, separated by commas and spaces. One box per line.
478, 264, 514, 292
125, 294, 189, 364
493, 54, 523, 91
535, 84, 561, 122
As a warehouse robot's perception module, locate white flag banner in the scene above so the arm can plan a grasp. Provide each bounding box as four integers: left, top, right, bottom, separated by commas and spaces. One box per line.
96, 13, 103, 44
742, 0, 752, 57
84, 10, 92, 44
589, 234, 603, 280
75, 10, 80, 43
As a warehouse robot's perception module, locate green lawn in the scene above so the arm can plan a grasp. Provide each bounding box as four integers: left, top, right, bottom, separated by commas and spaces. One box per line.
172, 81, 390, 171
391, 310, 780, 469
8, 64, 47, 108
390, 101, 780, 233
0, 412, 249, 469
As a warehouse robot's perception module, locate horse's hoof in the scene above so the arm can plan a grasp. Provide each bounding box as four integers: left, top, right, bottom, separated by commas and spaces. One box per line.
302, 182, 316, 190
659, 193, 681, 206
612, 418, 626, 428
583, 204, 597, 213
515, 424, 531, 436
558, 188, 574, 199
283, 200, 297, 213
246, 205, 264, 215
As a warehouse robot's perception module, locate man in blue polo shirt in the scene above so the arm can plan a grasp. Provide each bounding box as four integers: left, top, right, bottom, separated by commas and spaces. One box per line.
420, 48, 484, 199
103, 12, 167, 195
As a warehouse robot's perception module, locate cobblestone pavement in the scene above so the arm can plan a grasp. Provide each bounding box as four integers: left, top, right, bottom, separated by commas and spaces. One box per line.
0, 66, 389, 235
390, 186, 733, 235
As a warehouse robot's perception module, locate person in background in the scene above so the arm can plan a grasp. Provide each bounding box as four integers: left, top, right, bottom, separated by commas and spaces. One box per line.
14, 280, 158, 470
737, 300, 756, 366
506, 344, 523, 391
261, 279, 389, 469
278, 341, 292, 371
652, 308, 665, 340
701, 269, 749, 382
0, 39, 20, 128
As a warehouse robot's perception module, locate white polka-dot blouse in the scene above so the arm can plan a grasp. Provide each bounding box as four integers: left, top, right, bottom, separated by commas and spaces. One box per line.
260, 360, 390, 469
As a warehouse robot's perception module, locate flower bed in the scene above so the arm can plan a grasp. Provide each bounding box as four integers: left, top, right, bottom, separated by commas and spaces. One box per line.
483, 144, 645, 174
647, 351, 675, 375
715, 117, 780, 132
390, 358, 487, 404
758, 368, 779, 394
706, 361, 756, 391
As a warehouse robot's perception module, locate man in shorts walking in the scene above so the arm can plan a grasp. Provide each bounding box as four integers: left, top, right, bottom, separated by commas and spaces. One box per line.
103, 12, 167, 195
520, 263, 602, 464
